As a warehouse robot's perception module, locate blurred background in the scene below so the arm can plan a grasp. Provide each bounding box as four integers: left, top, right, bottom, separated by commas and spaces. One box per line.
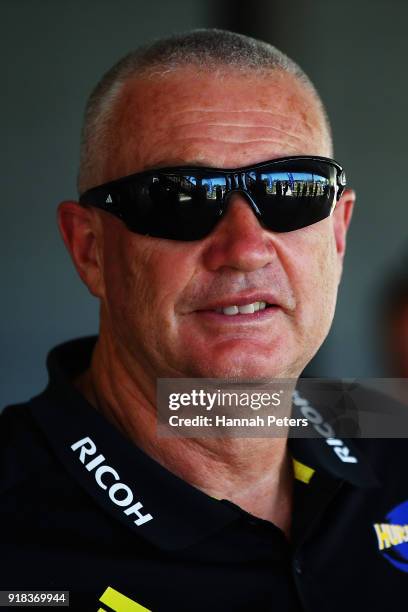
2, 0, 408, 407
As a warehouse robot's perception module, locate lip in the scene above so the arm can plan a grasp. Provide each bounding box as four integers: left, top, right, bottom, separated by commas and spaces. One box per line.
195, 293, 283, 312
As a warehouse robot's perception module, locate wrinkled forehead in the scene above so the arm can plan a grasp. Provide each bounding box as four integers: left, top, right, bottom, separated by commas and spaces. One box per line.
102, 67, 330, 182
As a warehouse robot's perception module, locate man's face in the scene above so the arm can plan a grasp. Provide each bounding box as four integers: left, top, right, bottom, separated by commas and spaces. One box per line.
94, 68, 346, 380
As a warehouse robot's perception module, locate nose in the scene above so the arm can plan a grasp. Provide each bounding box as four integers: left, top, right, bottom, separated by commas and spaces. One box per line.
201, 193, 277, 272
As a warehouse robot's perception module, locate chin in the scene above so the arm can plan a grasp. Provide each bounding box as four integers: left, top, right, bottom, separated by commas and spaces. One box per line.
186, 355, 296, 381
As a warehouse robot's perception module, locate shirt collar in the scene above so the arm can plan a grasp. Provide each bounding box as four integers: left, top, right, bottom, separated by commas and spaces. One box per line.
290, 386, 380, 489
29, 337, 239, 551
28, 337, 379, 552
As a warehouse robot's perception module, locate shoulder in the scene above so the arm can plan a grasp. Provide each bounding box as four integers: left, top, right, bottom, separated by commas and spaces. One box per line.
0, 401, 57, 496
343, 384, 408, 485
1, 401, 42, 453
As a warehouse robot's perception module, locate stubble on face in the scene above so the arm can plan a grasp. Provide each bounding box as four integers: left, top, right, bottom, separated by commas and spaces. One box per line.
94, 66, 339, 383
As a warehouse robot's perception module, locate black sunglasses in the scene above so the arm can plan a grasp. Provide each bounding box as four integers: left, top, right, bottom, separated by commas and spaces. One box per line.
79, 156, 346, 241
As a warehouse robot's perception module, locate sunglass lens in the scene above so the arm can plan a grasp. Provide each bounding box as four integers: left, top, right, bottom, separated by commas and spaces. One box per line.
122, 173, 226, 240
245, 164, 336, 232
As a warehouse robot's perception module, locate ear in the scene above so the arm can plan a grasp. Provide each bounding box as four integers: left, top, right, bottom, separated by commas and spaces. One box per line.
332, 188, 355, 278
57, 201, 105, 298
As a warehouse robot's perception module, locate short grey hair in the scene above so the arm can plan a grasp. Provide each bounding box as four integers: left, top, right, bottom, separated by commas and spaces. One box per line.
78, 28, 332, 194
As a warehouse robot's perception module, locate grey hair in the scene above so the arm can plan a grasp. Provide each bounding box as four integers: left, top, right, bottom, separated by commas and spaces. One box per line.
78, 28, 332, 194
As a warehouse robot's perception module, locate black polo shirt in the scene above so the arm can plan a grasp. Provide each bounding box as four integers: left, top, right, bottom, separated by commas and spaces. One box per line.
1, 337, 407, 611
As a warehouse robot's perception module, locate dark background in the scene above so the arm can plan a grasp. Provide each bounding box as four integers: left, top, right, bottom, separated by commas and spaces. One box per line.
2, 0, 408, 407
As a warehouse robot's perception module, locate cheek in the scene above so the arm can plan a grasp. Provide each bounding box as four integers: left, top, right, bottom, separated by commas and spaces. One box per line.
285, 222, 339, 329
98, 226, 155, 334
100, 230, 197, 344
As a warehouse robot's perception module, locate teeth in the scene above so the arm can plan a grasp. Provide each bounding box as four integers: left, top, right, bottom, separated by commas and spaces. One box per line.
238, 303, 255, 314
216, 301, 268, 315
223, 305, 239, 315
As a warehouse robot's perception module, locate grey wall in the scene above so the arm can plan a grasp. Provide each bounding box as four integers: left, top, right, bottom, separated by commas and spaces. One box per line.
2, 0, 216, 406
2, 0, 408, 408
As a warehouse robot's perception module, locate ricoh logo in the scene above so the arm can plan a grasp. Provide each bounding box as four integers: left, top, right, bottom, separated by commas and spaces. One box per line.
71, 437, 153, 527
292, 390, 358, 464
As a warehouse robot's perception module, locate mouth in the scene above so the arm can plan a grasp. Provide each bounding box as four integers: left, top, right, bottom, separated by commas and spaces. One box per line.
193, 295, 282, 321
214, 300, 272, 315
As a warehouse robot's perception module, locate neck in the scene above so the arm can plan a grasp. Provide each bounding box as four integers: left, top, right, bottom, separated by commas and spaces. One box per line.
75, 333, 295, 536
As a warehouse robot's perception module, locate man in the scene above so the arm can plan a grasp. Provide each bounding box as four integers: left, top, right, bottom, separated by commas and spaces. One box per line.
1, 29, 406, 612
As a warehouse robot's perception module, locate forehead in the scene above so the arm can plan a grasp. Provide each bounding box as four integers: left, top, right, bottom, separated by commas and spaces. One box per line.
104, 67, 329, 181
